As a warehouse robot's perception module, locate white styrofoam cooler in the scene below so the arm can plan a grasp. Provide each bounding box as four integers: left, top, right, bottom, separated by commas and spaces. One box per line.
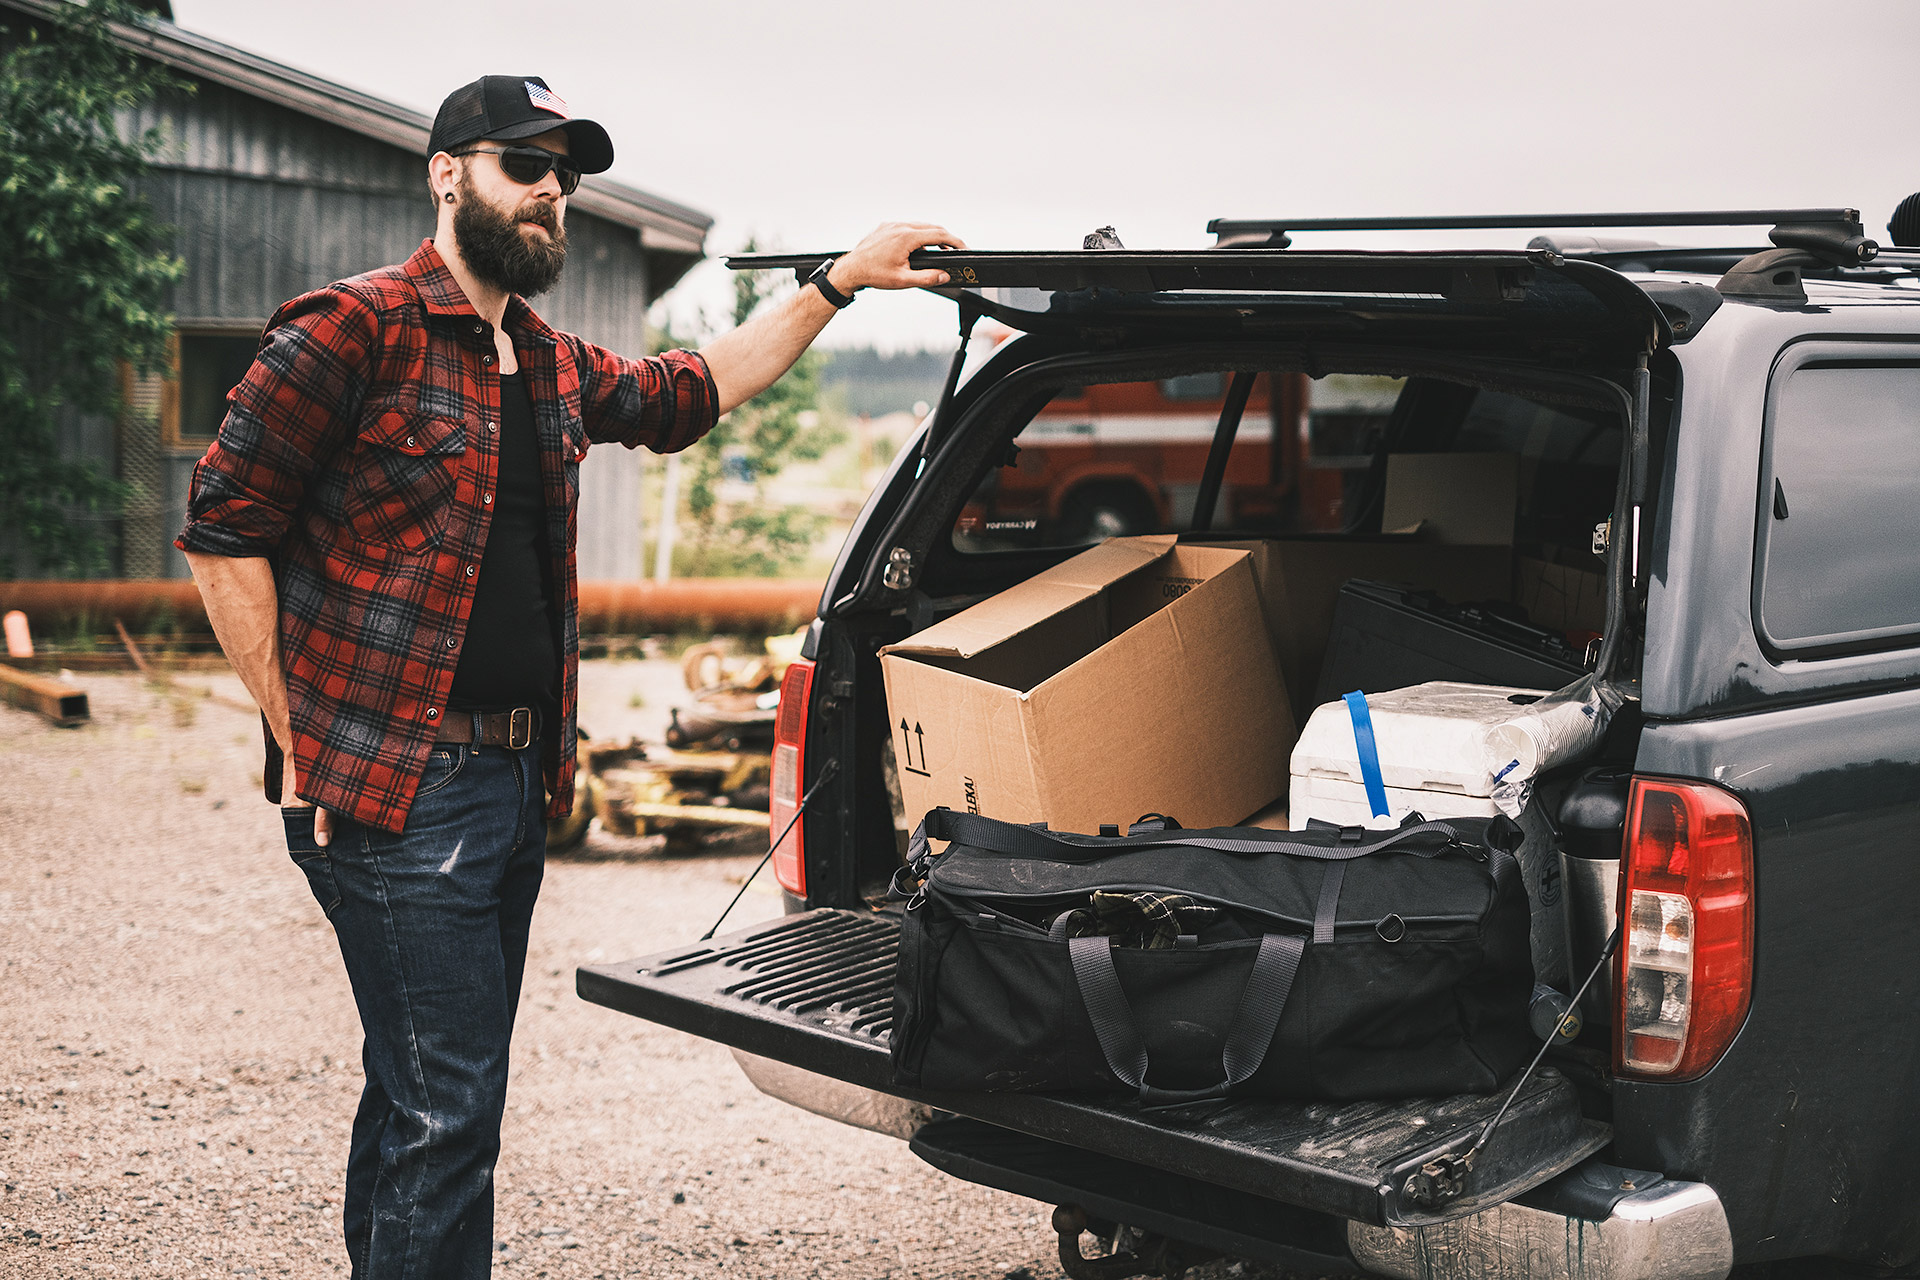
1289, 681, 1567, 982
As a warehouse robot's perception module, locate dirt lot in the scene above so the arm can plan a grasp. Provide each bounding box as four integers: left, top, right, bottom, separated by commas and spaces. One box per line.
0, 662, 1340, 1280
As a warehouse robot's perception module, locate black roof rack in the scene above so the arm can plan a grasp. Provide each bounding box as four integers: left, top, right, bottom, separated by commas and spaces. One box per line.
1207, 209, 1866, 247
1209, 210, 1881, 304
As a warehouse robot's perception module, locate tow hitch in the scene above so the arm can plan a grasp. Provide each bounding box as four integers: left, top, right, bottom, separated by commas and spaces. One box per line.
1052, 1205, 1221, 1280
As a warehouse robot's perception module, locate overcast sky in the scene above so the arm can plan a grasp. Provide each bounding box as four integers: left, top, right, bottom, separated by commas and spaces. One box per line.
173, 0, 1920, 352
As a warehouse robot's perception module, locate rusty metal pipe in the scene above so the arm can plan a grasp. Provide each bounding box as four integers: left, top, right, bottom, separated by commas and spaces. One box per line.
0, 580, 208, 631
0, 579, 823, 634
577, 580, 821, 633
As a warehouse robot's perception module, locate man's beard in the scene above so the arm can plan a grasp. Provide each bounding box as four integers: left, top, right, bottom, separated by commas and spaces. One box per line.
452, 175, 568, 297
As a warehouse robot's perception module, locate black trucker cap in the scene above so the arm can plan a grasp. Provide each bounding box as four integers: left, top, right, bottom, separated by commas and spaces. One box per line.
428, 76, 614, 174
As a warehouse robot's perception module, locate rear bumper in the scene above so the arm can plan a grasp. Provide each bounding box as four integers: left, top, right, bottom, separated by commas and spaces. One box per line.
1348, 1178, 1732, 1280
731, 1049, 933, 1142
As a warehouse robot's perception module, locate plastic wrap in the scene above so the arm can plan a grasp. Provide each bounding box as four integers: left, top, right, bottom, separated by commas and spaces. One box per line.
1482, 674, 1627, 816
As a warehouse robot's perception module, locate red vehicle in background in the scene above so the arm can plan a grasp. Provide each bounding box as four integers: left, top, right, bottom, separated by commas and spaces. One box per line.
954, 360, 1404, 547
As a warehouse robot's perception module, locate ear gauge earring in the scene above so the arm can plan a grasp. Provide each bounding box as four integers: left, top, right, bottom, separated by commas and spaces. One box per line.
443, 191, 454, 203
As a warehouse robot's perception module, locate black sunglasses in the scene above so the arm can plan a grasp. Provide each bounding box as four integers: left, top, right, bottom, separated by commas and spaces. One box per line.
452, 145, 582, 195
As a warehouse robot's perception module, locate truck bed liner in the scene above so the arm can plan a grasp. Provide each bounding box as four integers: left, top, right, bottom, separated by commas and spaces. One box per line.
576, 908, 1607, 1228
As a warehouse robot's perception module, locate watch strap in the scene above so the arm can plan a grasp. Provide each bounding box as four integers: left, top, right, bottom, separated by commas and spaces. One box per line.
808, 259, 855, 309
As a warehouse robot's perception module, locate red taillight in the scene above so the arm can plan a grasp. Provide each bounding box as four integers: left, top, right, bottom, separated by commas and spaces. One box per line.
1616, 776, 1754, 1080
768, 658, 815, 899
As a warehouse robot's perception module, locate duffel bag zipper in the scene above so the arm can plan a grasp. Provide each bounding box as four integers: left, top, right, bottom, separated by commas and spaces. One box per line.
968, 909, 1053, 938
926, 883, 1485, 938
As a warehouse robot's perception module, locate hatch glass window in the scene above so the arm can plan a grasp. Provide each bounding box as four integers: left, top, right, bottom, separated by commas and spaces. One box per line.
951, 372, 1406, 552
1758, 361, 1920, 654
948, 370, 1621, 555
1448, 388, 1623, 556
949, 365, 1623, 644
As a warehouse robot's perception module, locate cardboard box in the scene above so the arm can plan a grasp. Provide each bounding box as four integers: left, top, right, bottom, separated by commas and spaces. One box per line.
1381, 453, 1519, 546
1516, 554, 1609, 637
881, 536, 1295, 836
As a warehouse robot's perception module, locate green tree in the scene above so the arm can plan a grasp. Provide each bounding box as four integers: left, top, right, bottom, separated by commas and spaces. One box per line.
674, 241, 844, 577
0, 0, 185, 576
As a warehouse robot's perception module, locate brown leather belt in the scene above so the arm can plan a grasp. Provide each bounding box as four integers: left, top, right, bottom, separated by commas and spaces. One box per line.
435, 707, 538, 749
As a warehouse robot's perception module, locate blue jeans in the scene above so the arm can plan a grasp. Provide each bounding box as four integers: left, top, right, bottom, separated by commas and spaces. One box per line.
285, 741, 546, 1280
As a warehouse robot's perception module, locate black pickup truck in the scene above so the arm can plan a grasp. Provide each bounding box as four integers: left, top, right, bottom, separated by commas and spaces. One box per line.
580, 208, 1920, 1280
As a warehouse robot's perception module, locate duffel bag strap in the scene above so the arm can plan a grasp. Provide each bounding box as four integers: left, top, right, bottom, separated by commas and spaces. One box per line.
927, 807, 1479, 864
1484, 814, 1524, 891
1314, 862, 1346, 944
1068, 931, 1306, 1106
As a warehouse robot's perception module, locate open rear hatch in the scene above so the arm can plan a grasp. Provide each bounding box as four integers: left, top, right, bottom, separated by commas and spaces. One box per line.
578, 909, 1607, 1229
732, 246, 1676, 359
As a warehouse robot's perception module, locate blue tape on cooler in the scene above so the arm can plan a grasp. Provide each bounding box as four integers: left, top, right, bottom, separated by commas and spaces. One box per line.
1342, 690, 1391, 819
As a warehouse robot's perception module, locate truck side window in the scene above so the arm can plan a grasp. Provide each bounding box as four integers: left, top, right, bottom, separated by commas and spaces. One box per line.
1758, 361, 1920, 655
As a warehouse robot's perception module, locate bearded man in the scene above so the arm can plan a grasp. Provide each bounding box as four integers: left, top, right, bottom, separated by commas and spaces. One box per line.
176, 74, 962, 1280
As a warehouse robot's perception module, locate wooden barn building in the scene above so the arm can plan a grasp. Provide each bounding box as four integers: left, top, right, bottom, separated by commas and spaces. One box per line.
3, 0, 713, 580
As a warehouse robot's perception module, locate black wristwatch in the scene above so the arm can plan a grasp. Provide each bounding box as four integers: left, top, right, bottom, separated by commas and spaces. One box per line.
807, 259, 856, 309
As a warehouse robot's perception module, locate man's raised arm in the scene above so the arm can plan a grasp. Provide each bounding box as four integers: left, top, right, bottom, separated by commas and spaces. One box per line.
698, 222, 966, 415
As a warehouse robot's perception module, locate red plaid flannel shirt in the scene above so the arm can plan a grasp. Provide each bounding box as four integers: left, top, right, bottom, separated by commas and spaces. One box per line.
178, 239, 719, 833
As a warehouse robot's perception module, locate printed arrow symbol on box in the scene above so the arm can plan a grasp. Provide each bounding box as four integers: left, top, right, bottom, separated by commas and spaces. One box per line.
901, 718, 931, 776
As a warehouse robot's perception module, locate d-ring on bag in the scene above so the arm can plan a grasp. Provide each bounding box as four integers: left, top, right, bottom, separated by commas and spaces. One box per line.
890, 809, 1536, 1104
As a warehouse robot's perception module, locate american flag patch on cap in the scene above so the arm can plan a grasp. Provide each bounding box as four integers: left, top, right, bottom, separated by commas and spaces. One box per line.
524, 80, 570, 118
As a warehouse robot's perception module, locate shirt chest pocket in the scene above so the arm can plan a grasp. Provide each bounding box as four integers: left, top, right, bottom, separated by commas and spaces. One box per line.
345, 409, 467, 553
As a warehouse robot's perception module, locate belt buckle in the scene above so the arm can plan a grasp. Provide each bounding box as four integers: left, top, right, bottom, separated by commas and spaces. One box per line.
508, 707, 533, 750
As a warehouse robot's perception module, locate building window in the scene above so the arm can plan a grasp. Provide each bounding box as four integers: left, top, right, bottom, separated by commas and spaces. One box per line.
162, 325, 264, 449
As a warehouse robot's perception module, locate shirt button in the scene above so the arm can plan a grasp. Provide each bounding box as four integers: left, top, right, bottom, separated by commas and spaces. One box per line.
471, 324, 484, 335
487, 423, 498, 433
483, 493, 493, 504
426, 708, 440, 721
445, 638, 457, 650
465, 565, 476, 577
405, 435, 415, 447
484, 355, 495, 366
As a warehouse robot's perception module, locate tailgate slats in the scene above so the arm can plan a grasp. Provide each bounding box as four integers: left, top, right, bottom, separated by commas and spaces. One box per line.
578, 907, 1606, 1227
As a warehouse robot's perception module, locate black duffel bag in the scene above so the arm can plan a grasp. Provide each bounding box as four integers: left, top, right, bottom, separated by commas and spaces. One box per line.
889, 808, 1536, 1104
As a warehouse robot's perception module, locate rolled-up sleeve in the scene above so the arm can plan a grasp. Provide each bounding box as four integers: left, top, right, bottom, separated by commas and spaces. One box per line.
175, 286, 376, 558
570, 338, 719, 453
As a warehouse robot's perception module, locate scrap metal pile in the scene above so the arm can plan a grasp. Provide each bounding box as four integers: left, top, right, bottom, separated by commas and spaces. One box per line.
548, 631, 805, 855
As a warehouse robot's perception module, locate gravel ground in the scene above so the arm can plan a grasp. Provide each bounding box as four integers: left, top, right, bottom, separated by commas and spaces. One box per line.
0, 661, 1350, 1280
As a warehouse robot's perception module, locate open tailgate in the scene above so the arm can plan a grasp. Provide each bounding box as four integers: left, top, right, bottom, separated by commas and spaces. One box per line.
578, 908, 1606, 1228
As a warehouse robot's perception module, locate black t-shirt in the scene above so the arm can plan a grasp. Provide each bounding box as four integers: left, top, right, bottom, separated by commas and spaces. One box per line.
447, 369, 559, 723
